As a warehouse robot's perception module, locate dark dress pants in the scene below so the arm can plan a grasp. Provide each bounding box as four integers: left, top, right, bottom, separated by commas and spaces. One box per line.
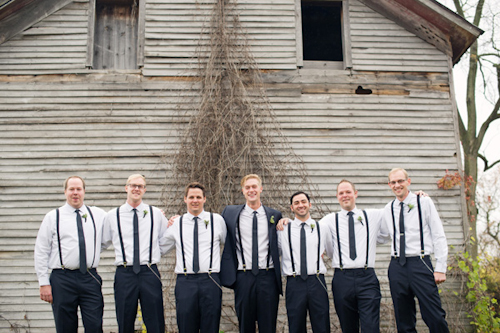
114, 264, 165, 333
285, 274, 330, 333
175, 273, 222, 333
388, 256, 449, 333
332, 268, 381, 333
50, 268, 103, 333
234, 269, 280, 333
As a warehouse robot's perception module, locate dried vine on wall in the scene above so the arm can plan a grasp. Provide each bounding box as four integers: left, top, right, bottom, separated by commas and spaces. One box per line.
163, 0, 325, 216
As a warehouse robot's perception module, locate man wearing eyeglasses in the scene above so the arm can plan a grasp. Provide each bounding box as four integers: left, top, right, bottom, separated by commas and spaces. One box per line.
102, 174, 169, 333
34, 176, 107, 332
384, 168, 449, 332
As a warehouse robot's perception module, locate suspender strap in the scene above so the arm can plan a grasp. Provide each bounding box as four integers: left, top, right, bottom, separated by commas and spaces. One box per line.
116, 208, 127, 267
390, 200, 398, 256
392, 197, 425, 258
288, 223, 296, 276
335, 213, 343, 269
336, 211, 370, 269
148, 205, 154, 265
236, 218, 247, 271
266, 243, 271, 271
316, 221, 321, 275
86, 206, 97, 268
362, 210, 369, 269
417, 195, 424, 257
179, 216, 187, 274
209, 213, 214, 273
56, 209, 64, 269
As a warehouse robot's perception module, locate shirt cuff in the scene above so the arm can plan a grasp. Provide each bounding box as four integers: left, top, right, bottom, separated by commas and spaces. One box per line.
38, 276, 50, 286
435, 261, 447, 273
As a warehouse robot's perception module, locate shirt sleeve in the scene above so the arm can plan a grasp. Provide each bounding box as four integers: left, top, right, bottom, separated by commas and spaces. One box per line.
217, 215, 227, 245
319, 216, 334, 259
370, 208, 390, 244
34, 212, 54, 286
101, 211, 113, 251
425, 197, 448, 273
159, 217, 177, 255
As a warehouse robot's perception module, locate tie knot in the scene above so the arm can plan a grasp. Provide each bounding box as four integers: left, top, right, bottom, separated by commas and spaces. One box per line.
400, 202, 404, 208
253, 211, 258, 216
347, 211, 354, 216
193, 216, 198, 222
75, 209, 80, 213
301, 222, 306, 228
133, 208, 138, 212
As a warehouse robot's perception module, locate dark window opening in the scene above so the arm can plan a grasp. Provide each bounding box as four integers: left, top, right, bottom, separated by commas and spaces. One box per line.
93, 0, 138, 70
301, 1, 343, 62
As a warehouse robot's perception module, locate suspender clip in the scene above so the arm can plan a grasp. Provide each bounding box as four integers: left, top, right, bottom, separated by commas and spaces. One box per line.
242, 264, 246, 272
183, 268, 187, 276
316, 270, 320, 277
123, 262, 127, 268
420, 250, 425, 258
208, 268, 212, 275
293, 272, 296, 277
364, 264, 368, 270
266, 267, 269, 271
147, 263, 151, 268
61, 265, 65, 270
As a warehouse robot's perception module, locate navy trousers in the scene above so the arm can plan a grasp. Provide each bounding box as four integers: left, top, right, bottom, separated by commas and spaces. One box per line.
332, 268, 381, 333
388, 256, 449, 333
114, 264, 165, 333
285, 274, 330, 333
234, 269, 280, 333
50, 268, 103, 333
175, 273, 222, 333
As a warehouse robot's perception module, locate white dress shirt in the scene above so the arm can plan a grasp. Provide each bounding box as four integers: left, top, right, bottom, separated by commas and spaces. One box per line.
34, 203, 107, 286
321, 207, 389, 269
161, 211, 227, 274
278, 218, 328, 276
236, 205, 274, 270
383, 192, 448, 273
102, 202, 168, 267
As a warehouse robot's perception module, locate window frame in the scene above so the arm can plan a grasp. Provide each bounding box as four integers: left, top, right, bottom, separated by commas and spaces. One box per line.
295, 0, 352, 70
86, 0, 145, 70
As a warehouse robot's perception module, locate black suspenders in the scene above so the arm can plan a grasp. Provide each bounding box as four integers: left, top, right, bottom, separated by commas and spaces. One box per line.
179, 213, 214, 275
288, 221, 321, 277
116, 205, 154, 267
56, 206, 96, 269
391, 195, 424, 258
236, 212, 272, 272
335, 210, 370, 269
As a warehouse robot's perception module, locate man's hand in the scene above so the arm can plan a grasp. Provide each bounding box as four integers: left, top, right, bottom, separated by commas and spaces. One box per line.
168, 215, 180, 227
276, 218, 290, 231
40, 285, 53, 304
415, 190, 428, 197
434, 272, 446, 285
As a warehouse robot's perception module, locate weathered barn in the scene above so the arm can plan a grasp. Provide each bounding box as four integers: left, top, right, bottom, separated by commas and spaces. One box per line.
0, 0, 482, 331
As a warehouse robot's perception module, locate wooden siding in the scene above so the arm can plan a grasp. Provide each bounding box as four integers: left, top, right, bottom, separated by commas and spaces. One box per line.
0, 69, 466, 332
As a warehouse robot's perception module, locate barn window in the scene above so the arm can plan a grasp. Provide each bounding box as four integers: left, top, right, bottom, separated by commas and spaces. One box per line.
87, 0, 145, 70
296, 0, 351, 69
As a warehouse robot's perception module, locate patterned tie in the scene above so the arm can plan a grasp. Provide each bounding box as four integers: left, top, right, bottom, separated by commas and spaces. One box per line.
193, 217, 200, 273
75, 210, 87, 274
133, 208, 140, 274
252, 211, 259, 275
399, 202, 406, 265
348, 211, 357, 260
300, 223, 307, 280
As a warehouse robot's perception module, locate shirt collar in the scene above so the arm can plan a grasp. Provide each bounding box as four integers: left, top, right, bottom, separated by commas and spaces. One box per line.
63, 202, 85, 213
124, 201, 145, 212
400, 191, 415, 206
292, 217, 315, 227
244, 204, 265, 215
186, 210, 206, 220
340, 206, 359, 216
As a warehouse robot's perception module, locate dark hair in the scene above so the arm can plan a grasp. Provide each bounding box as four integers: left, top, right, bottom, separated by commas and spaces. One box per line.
184, 182, 206, 197
290, 191, 310, 205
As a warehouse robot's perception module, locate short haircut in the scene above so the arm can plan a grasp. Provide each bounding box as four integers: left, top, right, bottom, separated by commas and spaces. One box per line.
126, 174, 146, 186
184, 182, 206, 197
240, 174, 262, 188
388, 168, 409, 181
64, 176, 85, 190
336, 179, 356, 193
290, 191, 310, 205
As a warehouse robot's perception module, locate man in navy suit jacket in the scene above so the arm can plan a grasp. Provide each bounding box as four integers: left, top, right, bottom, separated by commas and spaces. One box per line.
220, 174, 283, 333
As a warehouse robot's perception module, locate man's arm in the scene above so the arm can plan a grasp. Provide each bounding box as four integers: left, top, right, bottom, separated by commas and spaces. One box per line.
34, 213, 54, 303
425, 197, 448, 277
39, 285, 53, 304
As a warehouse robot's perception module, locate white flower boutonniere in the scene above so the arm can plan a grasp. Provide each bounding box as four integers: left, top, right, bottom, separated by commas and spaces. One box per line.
143, 210, 148, 218
82, 214, 88, 222
204, 220, 209, 229
270, 216, 275, 224
310, 223, 315, 233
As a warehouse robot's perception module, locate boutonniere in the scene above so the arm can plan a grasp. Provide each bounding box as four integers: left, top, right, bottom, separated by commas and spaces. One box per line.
270, 216, 275, 224
357, 215, 363, 225
310, 223, 315, 233
143, 209, 148, 218
82, 214, 88, 222
408, 204, 415, 213
204, 220, 209, 229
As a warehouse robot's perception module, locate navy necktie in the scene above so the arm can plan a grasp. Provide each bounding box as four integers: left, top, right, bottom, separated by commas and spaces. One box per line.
252, 211, 259, 275
133, 208, 140, 274
348, 211, 357, 260
193, 217, 200, 273
75, 210, 87, 274
399, 202, 406, 265
300, 223, 307, 280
